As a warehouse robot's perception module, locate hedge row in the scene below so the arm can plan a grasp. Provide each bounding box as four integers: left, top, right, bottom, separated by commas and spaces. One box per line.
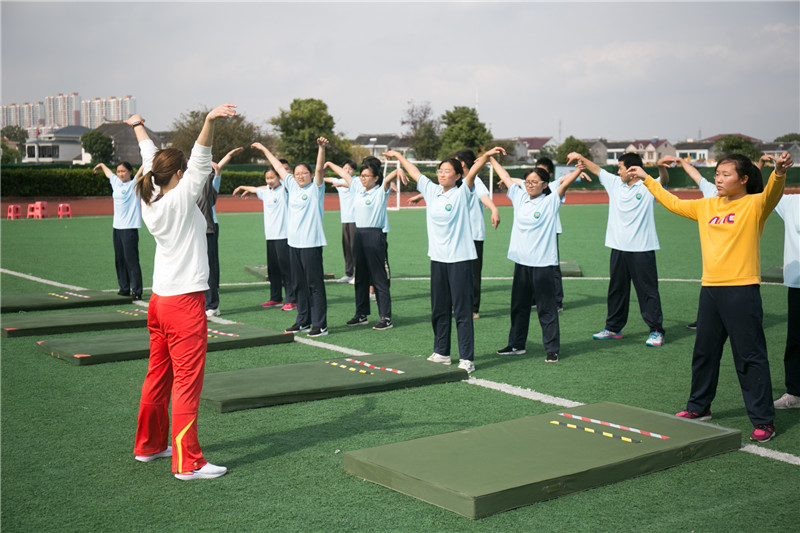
2, 165, 797, 197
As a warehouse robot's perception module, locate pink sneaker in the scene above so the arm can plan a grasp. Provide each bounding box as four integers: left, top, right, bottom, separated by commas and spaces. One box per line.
750, 423, 775, 443
281, 303, 297, 311
261, 300, 282, 308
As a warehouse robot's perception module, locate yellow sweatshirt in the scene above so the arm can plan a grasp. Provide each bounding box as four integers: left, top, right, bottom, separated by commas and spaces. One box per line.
642, 172, 785, 286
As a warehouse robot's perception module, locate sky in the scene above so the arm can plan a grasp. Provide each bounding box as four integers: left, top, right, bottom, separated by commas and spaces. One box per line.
2, 0, 798, 144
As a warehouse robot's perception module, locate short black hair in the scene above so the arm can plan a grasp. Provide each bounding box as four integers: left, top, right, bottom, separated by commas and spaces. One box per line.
618, 152, 644, 169
535, 156, 554, 176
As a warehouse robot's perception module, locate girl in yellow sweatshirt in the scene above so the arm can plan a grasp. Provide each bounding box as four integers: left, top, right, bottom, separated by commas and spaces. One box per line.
629, 152, 793, 443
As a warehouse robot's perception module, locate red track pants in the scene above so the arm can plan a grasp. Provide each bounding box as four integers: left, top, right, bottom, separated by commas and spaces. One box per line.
134, 292, 208, 473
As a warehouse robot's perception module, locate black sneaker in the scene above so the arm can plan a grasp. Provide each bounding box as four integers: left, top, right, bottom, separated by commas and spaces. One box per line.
118, 289, 131, 297
373, 317, 393, 330
545, 352, 559, 363
346, 315, 368, 327
686, 321, 697, 330
308, 326, 328, 337
132, 293, 143, 302
497, 345, 526, 355
284, 323, 311, 334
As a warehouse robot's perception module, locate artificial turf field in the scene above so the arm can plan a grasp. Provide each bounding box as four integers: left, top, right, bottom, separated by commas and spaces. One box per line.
1, 203, 798, 532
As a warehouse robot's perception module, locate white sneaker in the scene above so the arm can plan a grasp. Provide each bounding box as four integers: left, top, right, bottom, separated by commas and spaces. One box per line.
336, 275, 353, 283
174, 462, 227, 480
427, 353, 451, 365
774, 393, 800, 409
135, 446, 172, 463
458, 359, 475, 373
206, 308, 220, 318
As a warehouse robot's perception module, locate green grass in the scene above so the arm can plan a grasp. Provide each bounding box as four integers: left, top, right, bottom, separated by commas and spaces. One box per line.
1, 204, 798, 532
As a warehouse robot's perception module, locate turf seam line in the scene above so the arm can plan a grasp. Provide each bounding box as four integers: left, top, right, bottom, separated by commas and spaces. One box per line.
1, 268, 86, 290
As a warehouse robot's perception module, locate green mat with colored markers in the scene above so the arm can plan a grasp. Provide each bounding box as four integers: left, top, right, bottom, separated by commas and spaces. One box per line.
344, 402, 740, 519
2, 308, 149, 337
35, 323, 292, 365
201, 353, 467, 413
1, 290, 134, 313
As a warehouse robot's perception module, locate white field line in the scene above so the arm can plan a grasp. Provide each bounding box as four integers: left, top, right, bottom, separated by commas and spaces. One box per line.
0, 268, 86, 290
4, 271, 796, 464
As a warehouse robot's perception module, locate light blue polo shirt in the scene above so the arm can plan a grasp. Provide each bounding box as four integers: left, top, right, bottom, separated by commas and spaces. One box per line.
110, 174, 141, 229
507, 184, 561, 267
284, 174, 326, 248
417, 175, 477, 263
599, 169, 660, 252
469, 177, 490, 241
211, 174, 221, 224
351, 179, 389, 229
698, 178, 717, 198
255, 184, 288, 240
332, 178, 356, 224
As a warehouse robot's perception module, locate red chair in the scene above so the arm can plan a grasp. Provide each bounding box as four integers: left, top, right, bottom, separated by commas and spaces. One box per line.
35, 201, 49, 218
7, 205, 21, 219
57, 204, 72, 218
26, 203, 37, 219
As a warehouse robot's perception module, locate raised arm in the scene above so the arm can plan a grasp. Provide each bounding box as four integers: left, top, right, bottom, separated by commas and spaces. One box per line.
314, 137, 328, 186
655, 156, 672, 188
232, 185, 261, 198
629, 166, 698, 220
217, 147, 243, 170
252, 142, 287, 180
756, 154, 776, 171
124, 113, 151, 144
566, 152, 601, 177
556, 164, 585, 197
465, 147, 506, 189
488, 156, 515, 190
324, 161, 352, 186
383, 167, 409, 192
383, 151, 422, 182
660, 155, 706, 186
196, 104, 237, 148
93, 163, 113, 179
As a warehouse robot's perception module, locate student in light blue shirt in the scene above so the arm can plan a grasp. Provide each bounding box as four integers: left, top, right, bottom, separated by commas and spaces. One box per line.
252, 139, 330, 337
94, 161, 143, 301
568, 151, 667, 348
325, 159, 357, 283
232, 161, 295, 312
492, 158, 584, 363
384, 147, 506, 374
326, 158, 407, 331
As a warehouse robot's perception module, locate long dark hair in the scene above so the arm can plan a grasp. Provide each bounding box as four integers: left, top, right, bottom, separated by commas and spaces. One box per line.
716, 154, 764, 194
524, 167, 552, 195
136, 148, 187, 205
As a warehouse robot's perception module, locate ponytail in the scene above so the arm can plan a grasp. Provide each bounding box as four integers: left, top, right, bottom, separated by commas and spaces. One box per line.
137, 148, 188, 205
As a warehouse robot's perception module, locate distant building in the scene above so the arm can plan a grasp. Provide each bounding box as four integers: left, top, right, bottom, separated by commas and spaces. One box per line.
674, 140, 715, 164
353, 134, 412, 157
22, 125, 89, 163
81, 95, 136, 129
518, 137, 556, 163
90, 121, 162, 165
760, 141, 800, 165
44, 93, 81, 128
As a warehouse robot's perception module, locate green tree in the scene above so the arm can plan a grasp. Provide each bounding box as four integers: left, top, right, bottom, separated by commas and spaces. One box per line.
713, 135, 762, 161
1, 142, 22, 164
437, 106, 492, 160
774, 133, 800, 142
2, 125, 28, 146
170, 108, 271, 163
555, 136, 591, 164
401, 100, 441, 160
270, 98, 349, 164
538, 143, 558, 162
81, 130, 114, 164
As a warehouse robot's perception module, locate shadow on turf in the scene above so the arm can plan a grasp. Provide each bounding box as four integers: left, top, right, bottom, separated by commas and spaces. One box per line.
201, 397, 467, 467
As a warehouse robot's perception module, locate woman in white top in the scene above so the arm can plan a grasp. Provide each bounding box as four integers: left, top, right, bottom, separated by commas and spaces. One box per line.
129, 104, 236, 481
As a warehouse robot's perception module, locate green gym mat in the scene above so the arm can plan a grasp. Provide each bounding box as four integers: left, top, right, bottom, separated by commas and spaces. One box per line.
344, 402, 741, 519
201, 353, 467, 413
244, 265, 334, 281
2, 308, 148, 337
762, 265, 784, 283
559, 260, 582, 277
1, 290, 133, 313
36, 323, 292, 365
